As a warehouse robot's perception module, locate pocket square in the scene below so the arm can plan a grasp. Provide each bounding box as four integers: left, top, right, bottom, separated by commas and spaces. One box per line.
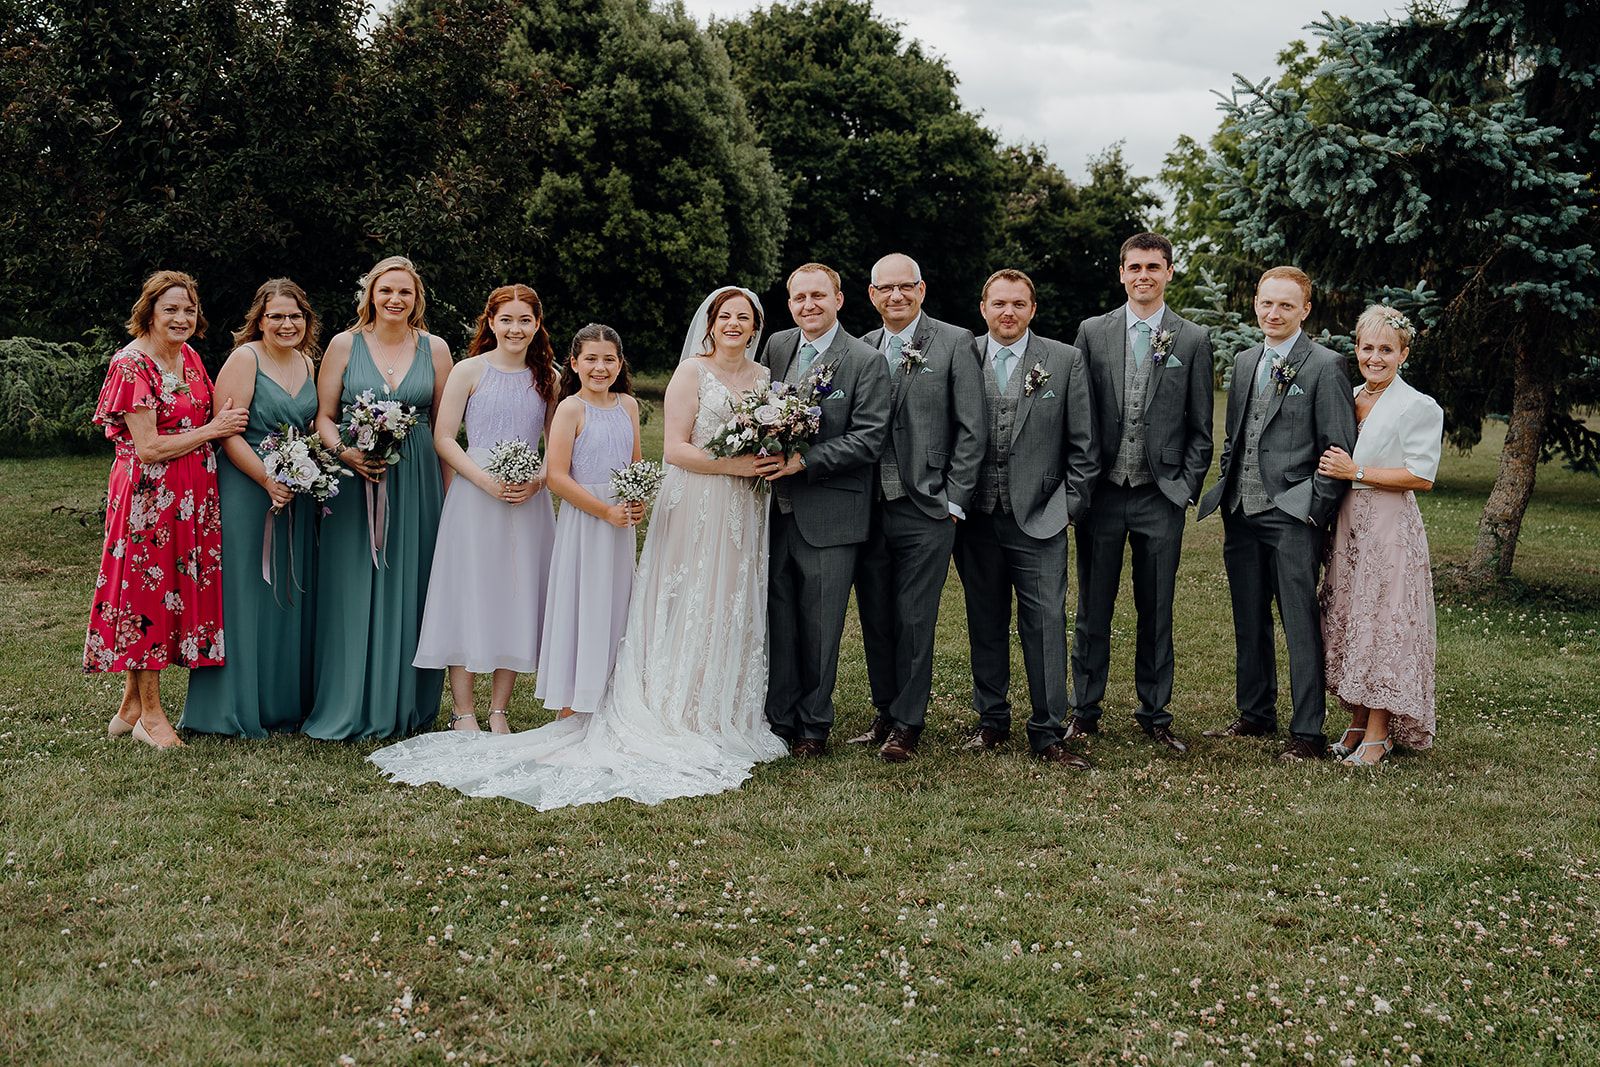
919, 366, 934, 374
1165, 356, 1182, 368
1288, 384, 1306, 397
1040, 389, 1056, 399
824, 391, 847, 400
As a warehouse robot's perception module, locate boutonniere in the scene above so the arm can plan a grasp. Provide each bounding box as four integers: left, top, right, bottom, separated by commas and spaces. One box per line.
1271, 355, 1298, 394
1150, 329, 1176, 366
900, 343, 927, 374
159, 369, 192, 400
804, 360, 839, 402
1023, 362, 1051, 396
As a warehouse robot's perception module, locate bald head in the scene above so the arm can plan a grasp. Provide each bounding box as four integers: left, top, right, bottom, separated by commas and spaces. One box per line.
867, 252, 926, 331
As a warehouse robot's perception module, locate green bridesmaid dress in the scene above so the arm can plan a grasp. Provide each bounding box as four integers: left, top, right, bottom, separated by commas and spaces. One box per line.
303, 332, 445, 739
181, 351, 319, 737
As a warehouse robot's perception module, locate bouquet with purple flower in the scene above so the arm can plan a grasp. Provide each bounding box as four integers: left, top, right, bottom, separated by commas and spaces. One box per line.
340, 389, 422, 566
705, 382, 822, 492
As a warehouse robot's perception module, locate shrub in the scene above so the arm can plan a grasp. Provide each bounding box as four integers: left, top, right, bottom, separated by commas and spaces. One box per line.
0, 337, 110, 457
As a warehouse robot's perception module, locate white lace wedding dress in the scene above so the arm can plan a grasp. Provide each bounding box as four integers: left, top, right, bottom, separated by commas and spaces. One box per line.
369, 361, 787, 810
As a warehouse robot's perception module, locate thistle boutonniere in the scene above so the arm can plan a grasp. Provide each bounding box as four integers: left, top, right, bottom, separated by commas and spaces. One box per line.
804, 360, 839, 401
1270, 354, 1298, 394
1023, 362, 1051, 396
1150, 328, 1176, 366
899, 342, 927, 374
158, 369, 192, 400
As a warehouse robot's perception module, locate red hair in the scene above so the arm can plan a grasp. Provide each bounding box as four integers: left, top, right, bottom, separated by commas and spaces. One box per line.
466, 284, 558, 407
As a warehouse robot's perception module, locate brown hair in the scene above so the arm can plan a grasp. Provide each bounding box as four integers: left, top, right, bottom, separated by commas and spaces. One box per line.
698, 289, 762, 354
1119, 232, 1174, 267
126, 270, 207, 340
232, 278, 322, 359
353, 255, 428, 332
560, 323, 633, 400
465, 284, 559, 408
786, 263, 842, 294
1258, 265, 1313, 303
981, 268, 1037, 303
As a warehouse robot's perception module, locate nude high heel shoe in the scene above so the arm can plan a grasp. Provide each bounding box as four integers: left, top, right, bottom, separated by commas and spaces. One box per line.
133, 714, 186, 749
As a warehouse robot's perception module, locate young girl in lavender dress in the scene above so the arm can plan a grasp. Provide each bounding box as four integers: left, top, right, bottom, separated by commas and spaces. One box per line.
413, 285, 560, 733
535, 324, 644, 718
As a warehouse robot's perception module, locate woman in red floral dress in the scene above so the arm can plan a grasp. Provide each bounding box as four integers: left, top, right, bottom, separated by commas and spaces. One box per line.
84, 270, 249, 748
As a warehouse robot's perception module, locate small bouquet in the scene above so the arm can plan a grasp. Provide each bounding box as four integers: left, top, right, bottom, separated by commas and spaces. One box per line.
705, 382, 822, 492
340, 389, 421, 472
260, 425, 349, 511
611, 460, 665, 504
483, 439, 543, 485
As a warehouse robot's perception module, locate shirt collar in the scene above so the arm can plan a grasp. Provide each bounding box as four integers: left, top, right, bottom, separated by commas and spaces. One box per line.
986, 331, 1030, 360
801, 321, 840, 356
1125, 304, 1166, 332
882, 315, 922, 349
1266, 329, 1303, 359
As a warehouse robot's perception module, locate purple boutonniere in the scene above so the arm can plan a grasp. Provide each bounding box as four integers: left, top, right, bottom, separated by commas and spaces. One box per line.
899, 343, 927, 374
1150, 328, 1176, 366
1023, 362, 1051, 396
804, 361, 839, 401
1270, 354, 1298, 393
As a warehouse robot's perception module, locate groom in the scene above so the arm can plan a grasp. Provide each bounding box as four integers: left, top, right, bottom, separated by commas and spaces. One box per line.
1197, 265, 1357, 761
760, 263, 891, 757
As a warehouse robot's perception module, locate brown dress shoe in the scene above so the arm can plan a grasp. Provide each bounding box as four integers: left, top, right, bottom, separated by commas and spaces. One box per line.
1202, 716, 1275, 738
790, 738, 827, 759
961, 725, 1009, 750
1036, 742, 1091, 770
878, 727, 919, 763
846, 717, 891, 745
1278, 737, 1327, 762
1142, 724, 1188, 756
1061, 715, 1099, 742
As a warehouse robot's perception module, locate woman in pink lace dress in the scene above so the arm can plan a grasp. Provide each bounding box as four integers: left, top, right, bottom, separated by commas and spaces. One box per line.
1315, 306, 1444, 765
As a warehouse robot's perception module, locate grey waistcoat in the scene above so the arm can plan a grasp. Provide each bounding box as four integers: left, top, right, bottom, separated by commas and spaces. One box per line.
878, 355, 906, 500
1227, 377, 1275, 516
972, 349, 1027, 514
1108, 326, 1155, 488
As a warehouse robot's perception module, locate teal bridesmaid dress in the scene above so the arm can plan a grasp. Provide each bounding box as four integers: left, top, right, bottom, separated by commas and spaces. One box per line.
181, 352, 319, 737
303, 333, 445, 739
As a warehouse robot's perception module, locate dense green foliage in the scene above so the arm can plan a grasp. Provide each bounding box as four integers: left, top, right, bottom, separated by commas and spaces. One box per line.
0, 337, 108, 456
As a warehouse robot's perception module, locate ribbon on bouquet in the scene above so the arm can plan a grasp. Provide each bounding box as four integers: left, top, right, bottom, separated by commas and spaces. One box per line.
366, 477, 391, 568
260, 500, 305, 607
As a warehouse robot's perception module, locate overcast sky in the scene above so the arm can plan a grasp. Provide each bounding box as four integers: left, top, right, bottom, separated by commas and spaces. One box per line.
687, 0, 1406, 182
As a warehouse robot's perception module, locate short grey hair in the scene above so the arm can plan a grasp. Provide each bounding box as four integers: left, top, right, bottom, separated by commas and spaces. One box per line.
870, 253, 923, 287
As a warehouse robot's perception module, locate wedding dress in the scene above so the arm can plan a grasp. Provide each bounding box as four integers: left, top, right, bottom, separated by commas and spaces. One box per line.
369, 290, 787, 810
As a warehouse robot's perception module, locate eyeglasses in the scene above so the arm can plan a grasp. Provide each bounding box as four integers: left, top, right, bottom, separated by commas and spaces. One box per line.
870, 282, 921, 296
263, 313, 306, 324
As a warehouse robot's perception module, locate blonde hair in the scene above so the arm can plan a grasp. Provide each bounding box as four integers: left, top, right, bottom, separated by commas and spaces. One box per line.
787, 262, 842, 294
126, 270, 207, 339
1258, 265, 1313, 303
1354, 304, 1415, 347
354, 255, 427, 332
233, 277, 322, 358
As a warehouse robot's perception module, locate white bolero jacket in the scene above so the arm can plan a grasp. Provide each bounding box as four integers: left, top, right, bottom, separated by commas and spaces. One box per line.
1352, 374, 1444, 488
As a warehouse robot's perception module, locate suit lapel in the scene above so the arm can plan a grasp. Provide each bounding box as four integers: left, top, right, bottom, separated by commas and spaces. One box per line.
1105, 312, 1127, 413
1010, 334, 1045, 443
891, 321, 931, 416
1143, 308, 1177, 415
1264, 332, 1313, 427
1232, 344, 1263, 438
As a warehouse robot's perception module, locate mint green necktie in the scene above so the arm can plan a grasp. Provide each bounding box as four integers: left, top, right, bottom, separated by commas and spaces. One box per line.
1133, 321, 1151, 367
887, 335, 904, 370
994, 347, 1015, 390
1255, 349, 1275, 397
797, 342, 818, 377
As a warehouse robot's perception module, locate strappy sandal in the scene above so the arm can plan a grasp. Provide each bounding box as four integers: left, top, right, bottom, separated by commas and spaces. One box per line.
488, 709, 512, 735
1331, 726, 1365, 758
449, 712, 481, 733
1341, 737, 1392, 767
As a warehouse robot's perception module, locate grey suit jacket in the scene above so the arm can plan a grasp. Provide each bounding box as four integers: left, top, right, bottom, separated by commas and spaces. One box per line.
759, 326, 891, 547
977, 331, 1099, 537
861, 314, 987, 521
1197, 332, 1358, 527
1074, 306, 1214, 508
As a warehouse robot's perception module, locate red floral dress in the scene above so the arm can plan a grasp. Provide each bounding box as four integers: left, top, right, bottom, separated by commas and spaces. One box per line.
83, 345, 226, 672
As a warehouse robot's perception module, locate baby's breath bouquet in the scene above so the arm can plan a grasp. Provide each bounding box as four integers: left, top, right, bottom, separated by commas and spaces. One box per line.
611, 460, 665, 504
483, 439, 543, 485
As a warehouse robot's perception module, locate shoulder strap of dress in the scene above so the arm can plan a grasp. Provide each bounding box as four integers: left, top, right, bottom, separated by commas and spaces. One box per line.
244, 343, 262, 371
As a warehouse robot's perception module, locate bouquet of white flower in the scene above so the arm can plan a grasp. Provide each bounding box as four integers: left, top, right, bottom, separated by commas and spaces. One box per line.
483, 439, 543, 485
704, 382, 822, 462
340, 389, 421, 470
610, 460, 665, 504
259, 424, 349, 510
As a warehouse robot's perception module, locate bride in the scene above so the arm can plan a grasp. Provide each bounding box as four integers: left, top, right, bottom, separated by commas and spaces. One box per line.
369, 286, 790, 810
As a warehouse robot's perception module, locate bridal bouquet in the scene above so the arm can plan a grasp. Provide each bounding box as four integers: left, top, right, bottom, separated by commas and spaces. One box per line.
705, 381, 823, 463
483, 439, 543, 485
611, 460, 665, 504
259, 425, 349, 510
340, 389, 421, 471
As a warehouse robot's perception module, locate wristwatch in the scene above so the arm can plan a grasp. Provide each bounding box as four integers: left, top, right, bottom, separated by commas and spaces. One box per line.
1355, 466, 1365, 482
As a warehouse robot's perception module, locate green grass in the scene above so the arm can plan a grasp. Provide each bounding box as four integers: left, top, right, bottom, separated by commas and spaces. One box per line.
3, 401, 1598, 1064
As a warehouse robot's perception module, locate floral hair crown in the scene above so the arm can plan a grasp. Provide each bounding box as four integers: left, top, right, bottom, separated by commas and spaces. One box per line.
1383, 312, 1412, 334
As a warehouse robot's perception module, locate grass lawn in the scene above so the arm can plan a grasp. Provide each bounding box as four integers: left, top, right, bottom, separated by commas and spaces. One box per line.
2, 399, 1597, 1065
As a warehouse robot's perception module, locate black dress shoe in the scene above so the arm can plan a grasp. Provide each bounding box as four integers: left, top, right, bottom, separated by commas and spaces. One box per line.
846, 717, 891, 745
961, 725, 1009, 750
1036, 742, 1091, 770
790, 738, 827, 758
1278, 737, 1327, 762
1202, 716, 1275, 738
1061, 715, 1099, 742
878, 727, 919, 763
1142, 724, 1188, 756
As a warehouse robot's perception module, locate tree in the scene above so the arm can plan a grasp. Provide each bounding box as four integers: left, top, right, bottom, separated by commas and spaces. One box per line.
1208, 1, 1600, 584
717, 0, 999, 332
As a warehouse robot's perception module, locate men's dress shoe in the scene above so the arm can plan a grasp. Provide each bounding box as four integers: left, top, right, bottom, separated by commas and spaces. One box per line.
1036, 743, 1091, 770
1277, 737, 1327, 762
878, 728, 919, 763
847, 717, 892, 745
962, 725, 1009, 751
790, 738, 827, 759
1061, 715, 1099, 742
1202, 717, 1275, 738
1142, 725, 1188, 756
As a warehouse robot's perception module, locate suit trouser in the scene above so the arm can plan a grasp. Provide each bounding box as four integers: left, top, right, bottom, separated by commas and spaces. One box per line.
1221, 505, 1328, 741
765, 512, 858, 741
854, 496, 957, 732
1070, 481, 1186, 728
952, 508, 1070, 752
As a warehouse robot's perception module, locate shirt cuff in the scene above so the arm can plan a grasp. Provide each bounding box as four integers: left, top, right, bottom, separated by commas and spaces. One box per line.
947, 501, 966, 520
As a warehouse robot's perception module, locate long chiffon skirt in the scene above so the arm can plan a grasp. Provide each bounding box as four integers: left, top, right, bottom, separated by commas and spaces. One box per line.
534, 485, 634, 713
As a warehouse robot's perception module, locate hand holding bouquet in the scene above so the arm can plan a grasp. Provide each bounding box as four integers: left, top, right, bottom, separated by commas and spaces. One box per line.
607, 460, 664, 527
704, 382, 822, 491
483, 439, 544, 504
340, 389, 421, 480
259, 424, 350, 514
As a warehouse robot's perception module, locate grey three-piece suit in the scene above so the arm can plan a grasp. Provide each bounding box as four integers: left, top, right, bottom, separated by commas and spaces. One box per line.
855, 314, 987, 735
1070, 306, 1214, 729
760, 326, 891, 741
952, 331, 1099, 751
1197, 331, 1357, 742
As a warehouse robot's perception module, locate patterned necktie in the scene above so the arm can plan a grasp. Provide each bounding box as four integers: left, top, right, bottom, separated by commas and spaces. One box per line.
888, 334, 905, 370
1255, 348, 1275, 397
994, 347, 1014, 390
1133, 321, 1151, 367
797, 341, 818, 379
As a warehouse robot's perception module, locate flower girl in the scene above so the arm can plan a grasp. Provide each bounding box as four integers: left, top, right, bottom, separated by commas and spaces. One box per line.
535, 324, 645, 718
414, 285, 559, 733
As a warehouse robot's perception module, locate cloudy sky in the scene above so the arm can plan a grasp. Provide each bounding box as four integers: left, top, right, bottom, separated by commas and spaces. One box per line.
686, 0, 1404, 182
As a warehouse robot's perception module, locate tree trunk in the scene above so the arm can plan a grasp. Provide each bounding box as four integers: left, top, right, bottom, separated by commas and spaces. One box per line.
1467, 340, 1554, 583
